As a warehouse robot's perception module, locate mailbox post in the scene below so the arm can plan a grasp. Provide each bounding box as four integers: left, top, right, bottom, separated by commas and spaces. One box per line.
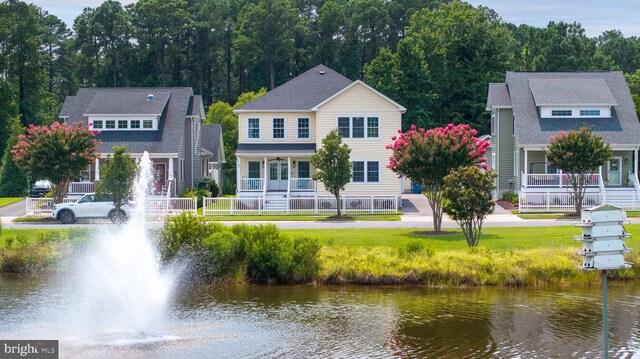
575, 204, 632, 359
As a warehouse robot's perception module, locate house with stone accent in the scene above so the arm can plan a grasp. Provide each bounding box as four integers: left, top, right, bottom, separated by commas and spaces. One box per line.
486, 71, 640, 211
233, 64, 406, 202
58, 87, 224, 196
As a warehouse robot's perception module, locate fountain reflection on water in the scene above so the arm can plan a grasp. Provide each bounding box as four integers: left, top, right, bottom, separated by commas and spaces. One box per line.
68, 151, 177, 344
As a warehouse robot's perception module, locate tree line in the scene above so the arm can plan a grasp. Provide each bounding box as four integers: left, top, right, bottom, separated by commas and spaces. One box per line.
2, 0, 640, 193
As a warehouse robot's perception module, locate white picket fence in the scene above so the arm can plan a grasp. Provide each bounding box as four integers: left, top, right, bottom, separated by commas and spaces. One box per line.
202, 196, 400, 216
25, 197, 197, 216
518, 192, 603, 212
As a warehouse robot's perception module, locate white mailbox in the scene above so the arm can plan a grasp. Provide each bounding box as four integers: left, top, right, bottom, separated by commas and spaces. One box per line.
575, 204, 632, 271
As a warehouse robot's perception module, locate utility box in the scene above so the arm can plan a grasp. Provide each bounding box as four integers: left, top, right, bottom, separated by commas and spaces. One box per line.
575, 204, 632, 271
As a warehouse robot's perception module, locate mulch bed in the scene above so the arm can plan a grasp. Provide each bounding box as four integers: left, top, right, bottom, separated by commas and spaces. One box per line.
496, 200, 516, 210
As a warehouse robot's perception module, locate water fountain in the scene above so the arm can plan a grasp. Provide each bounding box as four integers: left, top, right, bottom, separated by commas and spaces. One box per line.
67, 151, 177, 344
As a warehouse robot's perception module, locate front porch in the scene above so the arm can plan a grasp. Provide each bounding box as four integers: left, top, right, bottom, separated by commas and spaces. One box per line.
236, 155, 317, 197
68, 153, 179, 196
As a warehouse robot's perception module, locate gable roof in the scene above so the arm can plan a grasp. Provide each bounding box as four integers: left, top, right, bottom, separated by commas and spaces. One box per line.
201, 124, 224, 163
528, 78, 617, 106
489, 71, 640, 145
234, 64, 353, 112
311, 80, 407, 112
486, 83, 511, 110
59, 87, 195, 154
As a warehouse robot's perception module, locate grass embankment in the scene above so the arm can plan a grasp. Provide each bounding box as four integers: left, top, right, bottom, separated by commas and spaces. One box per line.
282, 225, 640, 286
0, 228, 90, 273
3, 224, 640, 286
0, 197, 23, 208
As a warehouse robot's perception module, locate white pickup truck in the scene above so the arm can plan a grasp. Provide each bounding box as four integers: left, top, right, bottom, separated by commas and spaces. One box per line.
52, 193, 130, 224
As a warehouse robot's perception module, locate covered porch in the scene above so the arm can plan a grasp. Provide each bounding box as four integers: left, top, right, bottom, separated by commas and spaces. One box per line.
236, 155, 317, 196
69, 153, 179, 196
519, 147, 640, 191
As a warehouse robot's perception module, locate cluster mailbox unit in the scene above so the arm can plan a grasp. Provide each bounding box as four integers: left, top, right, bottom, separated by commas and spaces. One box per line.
575, 204, 632, 270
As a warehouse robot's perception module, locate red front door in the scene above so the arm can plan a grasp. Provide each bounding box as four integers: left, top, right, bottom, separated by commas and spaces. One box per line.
153, 163, 166, 194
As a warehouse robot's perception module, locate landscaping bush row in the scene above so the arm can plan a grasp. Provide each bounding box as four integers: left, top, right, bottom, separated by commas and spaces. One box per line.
158, 213, 321, 284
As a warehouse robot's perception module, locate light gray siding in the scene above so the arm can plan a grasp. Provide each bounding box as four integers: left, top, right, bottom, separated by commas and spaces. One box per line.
497, 108, 515, 196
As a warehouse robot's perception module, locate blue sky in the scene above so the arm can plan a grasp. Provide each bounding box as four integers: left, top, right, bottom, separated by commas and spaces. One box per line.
30, 0, 640, 37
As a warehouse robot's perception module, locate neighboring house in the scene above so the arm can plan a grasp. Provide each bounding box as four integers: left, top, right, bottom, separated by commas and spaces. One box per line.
233, 64, 406, 200
58, 87, 224, 196
486, 71, 640, 210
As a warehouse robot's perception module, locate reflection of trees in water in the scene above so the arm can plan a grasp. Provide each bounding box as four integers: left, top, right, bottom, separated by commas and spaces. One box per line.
387, 287, 497, 358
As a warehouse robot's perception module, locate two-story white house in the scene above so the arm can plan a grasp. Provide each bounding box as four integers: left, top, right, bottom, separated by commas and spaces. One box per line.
233, 64, 405, 203
486, 71, 640, 211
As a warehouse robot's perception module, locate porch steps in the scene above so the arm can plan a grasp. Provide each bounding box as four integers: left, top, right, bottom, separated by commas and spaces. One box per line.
263, 197, 289, 212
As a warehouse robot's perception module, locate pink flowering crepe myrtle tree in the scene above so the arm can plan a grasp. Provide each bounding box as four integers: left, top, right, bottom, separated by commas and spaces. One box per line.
11, 121, 100, 203
386, 124, 491, 232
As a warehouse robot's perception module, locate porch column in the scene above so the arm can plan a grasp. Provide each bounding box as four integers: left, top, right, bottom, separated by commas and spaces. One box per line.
635, 149, 638, 175
523, 149, 528, 188
168, 157, 174, 180
95, 157, 100, 181
263, 157, 268, 195
287, 156, 291, 194
236, 156, 241, 191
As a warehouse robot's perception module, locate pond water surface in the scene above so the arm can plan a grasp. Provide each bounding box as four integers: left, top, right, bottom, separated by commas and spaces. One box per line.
2, 274, 640, 358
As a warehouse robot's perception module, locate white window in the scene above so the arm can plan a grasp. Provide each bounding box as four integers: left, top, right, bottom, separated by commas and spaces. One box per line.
118, 120, 128, 129
131, 120, 140, 129
551, 110, 572, 117
298, 161, 310, 178
105, 120, 115, 129
338, 117, 350, 138
337, 116, 380, 139
352, 161, 380, 183
179, 159, 185, 181
580, 109, 600, 116
93, 120, 103, 129
248, 118, 260, 139
272, 118, 285, 139
248, 161, 261, 178
297, 118, 310, 139
143, 120, 153, 129
367, 117, 379, 138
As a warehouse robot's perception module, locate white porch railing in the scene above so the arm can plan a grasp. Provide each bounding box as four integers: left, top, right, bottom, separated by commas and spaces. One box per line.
239, 178, 264, 192
518, 192, 603, 212
25, 198, 76, 215
522, 173, 600, 187
68, 181, 95, 194
202, 196, 399, 216
289, 178, 316, 191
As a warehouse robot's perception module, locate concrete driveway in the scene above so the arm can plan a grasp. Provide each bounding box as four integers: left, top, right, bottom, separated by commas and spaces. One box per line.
0, 199, 26, 223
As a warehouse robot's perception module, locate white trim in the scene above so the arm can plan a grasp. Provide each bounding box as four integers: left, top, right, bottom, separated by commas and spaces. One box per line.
297, 117, 311, 139
247, 117, 261, 140
311, 80, 407, 112
236, 152, 315, 157
534, 102, 617, 107
83, 113, 163, 117
96, 152, 179, 159
351, 160, 381, 184
234, 109, 313, 114
271, 117, 286, 140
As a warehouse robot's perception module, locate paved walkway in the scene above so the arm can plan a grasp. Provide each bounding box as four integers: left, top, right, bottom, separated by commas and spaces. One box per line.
0, 199, 25, 224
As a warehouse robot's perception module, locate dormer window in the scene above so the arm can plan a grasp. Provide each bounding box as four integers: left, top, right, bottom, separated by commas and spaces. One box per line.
551, 110, 572, 117
580, 109, 600, 116
89, 117, 158, 131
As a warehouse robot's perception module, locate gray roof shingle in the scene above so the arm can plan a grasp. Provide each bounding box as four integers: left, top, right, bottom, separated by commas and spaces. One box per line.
85, 91, 171, 115
236, 143, 316, 154
502, 71, 640, 145
59, 87, 195, 153
201, 124, 223, 163
486, 83, 511, 110
235, 64, 353, 111
528, 78, 617, 106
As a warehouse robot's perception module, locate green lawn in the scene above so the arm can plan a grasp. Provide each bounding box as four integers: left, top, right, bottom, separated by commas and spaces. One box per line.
282, 224, 640, 251
516, 211, 640, 220
0, 197, 23, 208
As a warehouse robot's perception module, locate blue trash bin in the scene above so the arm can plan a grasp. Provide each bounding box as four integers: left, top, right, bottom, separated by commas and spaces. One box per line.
412, 182, 422, 194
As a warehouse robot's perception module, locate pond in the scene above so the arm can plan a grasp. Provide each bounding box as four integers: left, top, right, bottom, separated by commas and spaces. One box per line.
1, 274, 639, 358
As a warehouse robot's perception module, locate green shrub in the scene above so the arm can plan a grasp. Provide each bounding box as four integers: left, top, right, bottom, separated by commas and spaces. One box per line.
179, 187, 211, 208
160, 213, 218, 259
245, 225, 294, 283
290, 237, 321, 282
202, 231, 244, 278
398, 240, 434, 258
502, 192, 519, 205
209, 179, 220, 197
